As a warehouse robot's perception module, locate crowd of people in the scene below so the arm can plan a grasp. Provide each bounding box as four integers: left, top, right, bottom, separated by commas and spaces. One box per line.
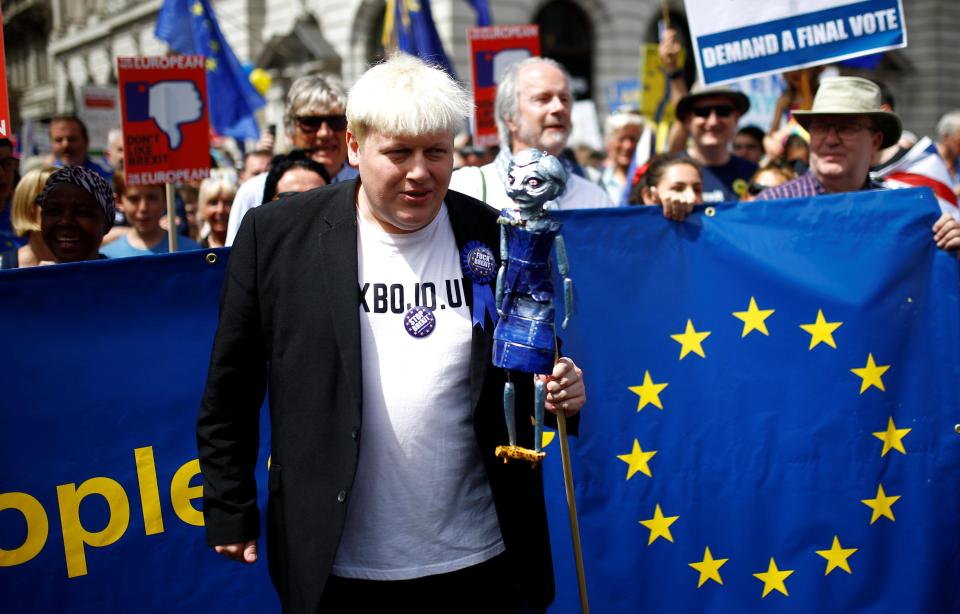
3, 27, 960, 611
2, 33, 960, 268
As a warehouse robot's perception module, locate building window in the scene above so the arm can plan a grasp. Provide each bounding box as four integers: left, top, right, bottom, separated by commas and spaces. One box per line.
535, 0, 593, 100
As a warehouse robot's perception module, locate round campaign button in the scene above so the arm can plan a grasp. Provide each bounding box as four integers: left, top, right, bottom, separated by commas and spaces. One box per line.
404, 305, 436, 338
461, 241, 497, 284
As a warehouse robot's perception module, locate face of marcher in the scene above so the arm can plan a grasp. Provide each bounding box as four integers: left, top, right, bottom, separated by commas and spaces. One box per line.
808, 115, 882, 190
643, 163, 703, 206
0, 145, 17, 202
121, 185, 166, 235
733, 133, 764, 164
240, 154, 270, 183
508, 63, 572, 156
204, 189, 233, 236
685, 96, 740, 151
291, 107, 348, 177
50, 120, 89, 166
348, 129, 454, 234
608, 125, 642, 170
273, 168, 327, 200
40, 183, 107, 262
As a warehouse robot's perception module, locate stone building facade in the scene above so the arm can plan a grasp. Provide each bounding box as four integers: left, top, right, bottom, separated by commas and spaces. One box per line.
3, 0, 958, 147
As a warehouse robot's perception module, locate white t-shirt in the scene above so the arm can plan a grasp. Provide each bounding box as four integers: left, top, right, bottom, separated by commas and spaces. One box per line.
332, 203, 504, 580
449, 162, 613, 210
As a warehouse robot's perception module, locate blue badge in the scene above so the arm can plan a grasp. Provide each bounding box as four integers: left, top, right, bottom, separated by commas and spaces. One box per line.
461, 241, 497, 284
404, 305, 436, 338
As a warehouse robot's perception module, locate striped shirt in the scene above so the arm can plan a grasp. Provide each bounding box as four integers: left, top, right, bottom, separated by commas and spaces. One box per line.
756, 170, 883, 201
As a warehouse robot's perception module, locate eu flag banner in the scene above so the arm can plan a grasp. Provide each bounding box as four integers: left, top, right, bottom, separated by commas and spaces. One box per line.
383, 0, 457, 77
544, 188, 960, 612
0, 252, 277, 612
155, 0, 265, 141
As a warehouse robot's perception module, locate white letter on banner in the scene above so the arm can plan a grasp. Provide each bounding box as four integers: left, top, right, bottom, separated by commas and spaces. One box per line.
862, 12, 877, 34
726, 41, 743, 63
0, 493, 49, 567
703, 46, 717, 68
764, 33, 779, 54
883, 8, 899, 29
849, 14, 864, 37
781, 30, 796, 51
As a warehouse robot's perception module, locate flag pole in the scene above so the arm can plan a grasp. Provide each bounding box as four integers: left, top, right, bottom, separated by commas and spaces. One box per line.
554, 347, 589, 613
165, 182, 178, 253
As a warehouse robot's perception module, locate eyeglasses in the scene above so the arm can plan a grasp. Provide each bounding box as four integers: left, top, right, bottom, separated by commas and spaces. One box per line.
295, 115, 348, 132
691, 104, 734, 119
275, 191, 301, 200
747, 182, 768, 196
808, 120, 876, 140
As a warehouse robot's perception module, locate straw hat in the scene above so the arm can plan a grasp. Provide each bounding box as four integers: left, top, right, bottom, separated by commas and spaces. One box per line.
792, 76, 902, 149
676, 83, 751, 120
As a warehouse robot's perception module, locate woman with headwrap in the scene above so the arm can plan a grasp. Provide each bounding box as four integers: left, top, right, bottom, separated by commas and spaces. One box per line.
38, 166, 115, 263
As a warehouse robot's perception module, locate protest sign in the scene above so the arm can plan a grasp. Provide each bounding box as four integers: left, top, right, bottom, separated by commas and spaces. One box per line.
684, 0, 907, 86
78, 86, 121, 153
467, 25, 540, 147
0, 7, 10, 139
117, 56, 210, 186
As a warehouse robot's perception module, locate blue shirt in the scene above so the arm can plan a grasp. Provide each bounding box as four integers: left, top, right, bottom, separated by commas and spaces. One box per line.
101, 233, 201, 258
697, 154, 757, 203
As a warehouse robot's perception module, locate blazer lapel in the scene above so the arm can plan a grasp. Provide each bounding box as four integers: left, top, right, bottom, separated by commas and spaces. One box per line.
317, 182, 363, 411
446, 193, 497, 411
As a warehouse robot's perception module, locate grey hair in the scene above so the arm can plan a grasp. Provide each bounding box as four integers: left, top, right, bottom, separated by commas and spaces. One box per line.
347, 53, 471, 145
283, 74, 349, 132
604, 112, 644, 139
494, 57, 572, 149
936, 110, 960, 140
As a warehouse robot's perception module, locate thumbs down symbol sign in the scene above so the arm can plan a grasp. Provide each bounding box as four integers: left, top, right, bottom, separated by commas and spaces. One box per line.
124, 81, 203, 150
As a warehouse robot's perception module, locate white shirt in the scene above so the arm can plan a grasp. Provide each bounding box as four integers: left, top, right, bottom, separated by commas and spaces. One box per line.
449, 161, 613, 210
332, 204, 504, 580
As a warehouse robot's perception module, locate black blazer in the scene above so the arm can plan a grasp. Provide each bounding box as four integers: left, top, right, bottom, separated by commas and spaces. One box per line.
197, 179, 555, 612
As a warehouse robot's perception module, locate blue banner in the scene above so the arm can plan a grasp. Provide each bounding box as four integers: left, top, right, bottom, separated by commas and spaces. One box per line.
545, 188, 960, 611
690, 0, 906, 85
384, 0, 457, 77
0, 251, 277, 612
2, 189, 957, 612
155, 0, 265, 141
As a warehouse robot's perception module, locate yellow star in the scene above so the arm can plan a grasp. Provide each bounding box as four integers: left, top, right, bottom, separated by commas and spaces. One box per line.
670, 319, 711, 359
753, 557, 794, 598
628, 371, 668, 411
851, 353, 890, 394
209, 40, 220, 52
732, 296, 775, 337
799, 309, 842, 349
861, 483, 900, 524
639, 504, 678, 545
206, 57, 218, 71
689, 546, 728, 587
815, 535, 857, 575
873, 416, 911, 456
191, 1, 204, 15
617, 439, 657, 479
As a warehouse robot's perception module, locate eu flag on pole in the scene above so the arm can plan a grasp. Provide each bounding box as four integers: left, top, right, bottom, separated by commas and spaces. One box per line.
466, 0, 492, 27
383, 0, 457, 77
543, 189, 960, 612
155, 0, 264, 141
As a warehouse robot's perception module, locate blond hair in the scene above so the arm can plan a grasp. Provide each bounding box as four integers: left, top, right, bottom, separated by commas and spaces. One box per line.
347, 53, 471, 145
12, 166, 57, 236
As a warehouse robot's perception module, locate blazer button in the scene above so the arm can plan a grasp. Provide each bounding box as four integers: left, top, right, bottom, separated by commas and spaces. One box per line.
337, 490, 347, 503
351, 427, 360, 441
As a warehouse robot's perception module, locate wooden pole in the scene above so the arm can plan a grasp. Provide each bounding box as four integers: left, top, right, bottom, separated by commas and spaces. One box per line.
661, 0, 671, 30
556, 410, 589, 613
165, 182, 178, 253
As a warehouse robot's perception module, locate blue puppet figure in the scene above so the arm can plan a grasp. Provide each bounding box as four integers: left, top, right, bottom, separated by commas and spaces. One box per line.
493, 149, 574, 465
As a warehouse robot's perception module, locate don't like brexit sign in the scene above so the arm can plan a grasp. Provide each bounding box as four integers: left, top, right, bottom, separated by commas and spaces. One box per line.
684, 0, 907, 86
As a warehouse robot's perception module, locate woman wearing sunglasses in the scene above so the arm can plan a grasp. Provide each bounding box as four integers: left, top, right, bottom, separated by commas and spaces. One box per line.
742, 163, 797, 202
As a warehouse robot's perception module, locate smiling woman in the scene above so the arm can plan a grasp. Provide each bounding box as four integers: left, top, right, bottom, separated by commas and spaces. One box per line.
37, 166, 115, 264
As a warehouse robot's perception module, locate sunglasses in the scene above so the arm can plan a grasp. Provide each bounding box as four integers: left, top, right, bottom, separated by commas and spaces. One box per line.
295, 115, 348, 132
747, 182, 769, 196
691, 104, 734, 119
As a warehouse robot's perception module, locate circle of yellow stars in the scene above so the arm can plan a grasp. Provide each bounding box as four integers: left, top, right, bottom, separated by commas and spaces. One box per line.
619, 296, 911, 599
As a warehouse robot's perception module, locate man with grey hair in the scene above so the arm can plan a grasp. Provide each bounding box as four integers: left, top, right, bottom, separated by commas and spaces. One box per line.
449, 56, 611, 209
935, 109, 960, 194
198, 53, 585, 612
224, 74, 358, 244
